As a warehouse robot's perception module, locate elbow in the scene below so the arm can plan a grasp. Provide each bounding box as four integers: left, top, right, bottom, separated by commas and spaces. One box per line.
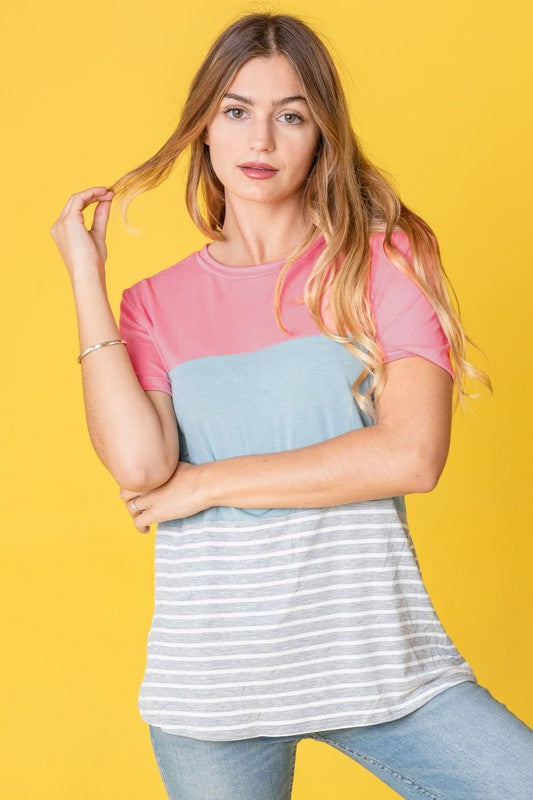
97, 436, 179, 493
113, 462, 176, 494
117, 472, 169, 494
111, 465, 149, 493
408, 452, 441, 494
117, 475, 154, 494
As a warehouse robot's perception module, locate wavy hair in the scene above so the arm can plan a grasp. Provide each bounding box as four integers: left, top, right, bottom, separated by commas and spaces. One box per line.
109, 10, 492, 422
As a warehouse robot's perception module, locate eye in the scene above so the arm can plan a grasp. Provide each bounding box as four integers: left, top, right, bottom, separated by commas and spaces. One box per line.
223, 107, 248, 120
222, 107, 304, 125
279, 112, 303, 125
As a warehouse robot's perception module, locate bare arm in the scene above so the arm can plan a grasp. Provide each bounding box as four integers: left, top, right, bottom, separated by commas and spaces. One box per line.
199, 356, 452, 508
52, 186, 179, 492
73, 271, 179, 490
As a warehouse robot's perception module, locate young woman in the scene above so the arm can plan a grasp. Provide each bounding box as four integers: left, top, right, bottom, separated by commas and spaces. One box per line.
50, 12, 532, 800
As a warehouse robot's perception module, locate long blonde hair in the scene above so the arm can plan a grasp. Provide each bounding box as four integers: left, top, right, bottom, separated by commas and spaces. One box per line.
109, 11, 492, 422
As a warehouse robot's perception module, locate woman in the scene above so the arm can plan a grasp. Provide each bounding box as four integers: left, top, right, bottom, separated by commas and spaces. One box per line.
50, 12, 532, 800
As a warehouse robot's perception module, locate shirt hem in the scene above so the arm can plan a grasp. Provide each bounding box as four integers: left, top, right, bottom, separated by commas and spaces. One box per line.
138, 668, 477, 742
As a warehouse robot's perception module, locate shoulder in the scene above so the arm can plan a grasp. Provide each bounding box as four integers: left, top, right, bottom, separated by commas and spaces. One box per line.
369, 227, 411, 261
122, 250, 199, 299
368, 228, 416, 302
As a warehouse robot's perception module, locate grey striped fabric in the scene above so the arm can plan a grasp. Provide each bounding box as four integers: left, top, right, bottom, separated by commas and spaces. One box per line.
138, 497, 477, 741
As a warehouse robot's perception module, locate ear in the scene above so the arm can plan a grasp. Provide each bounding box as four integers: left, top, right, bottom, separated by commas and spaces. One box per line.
204, 131, 209, 146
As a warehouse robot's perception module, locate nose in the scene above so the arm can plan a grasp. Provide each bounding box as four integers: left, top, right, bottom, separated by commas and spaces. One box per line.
248, 116, 275, 152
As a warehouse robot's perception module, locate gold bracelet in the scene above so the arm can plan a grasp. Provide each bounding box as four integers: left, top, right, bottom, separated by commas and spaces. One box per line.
77, 339, 127, 363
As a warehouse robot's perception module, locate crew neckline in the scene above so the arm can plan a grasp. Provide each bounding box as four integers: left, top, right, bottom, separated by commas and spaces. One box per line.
196, 233, 326, 278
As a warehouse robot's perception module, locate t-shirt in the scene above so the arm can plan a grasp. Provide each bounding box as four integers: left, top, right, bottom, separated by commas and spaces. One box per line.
119, 229, 477, 742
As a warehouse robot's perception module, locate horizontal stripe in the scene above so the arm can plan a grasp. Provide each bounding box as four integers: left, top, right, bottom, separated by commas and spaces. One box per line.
136, 498, 477, 740
142, 648, 462, 686
144, 666, 471, 708
151, 675, 477, 737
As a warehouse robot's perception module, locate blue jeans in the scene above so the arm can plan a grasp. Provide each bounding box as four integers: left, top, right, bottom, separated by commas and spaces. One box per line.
148, 680, 533, 799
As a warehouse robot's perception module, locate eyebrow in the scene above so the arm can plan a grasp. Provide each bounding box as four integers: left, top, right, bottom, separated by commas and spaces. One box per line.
222, 92, 309, 107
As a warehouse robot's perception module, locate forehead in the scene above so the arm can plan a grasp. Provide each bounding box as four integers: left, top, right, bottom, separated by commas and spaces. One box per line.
227, 54, 304, 94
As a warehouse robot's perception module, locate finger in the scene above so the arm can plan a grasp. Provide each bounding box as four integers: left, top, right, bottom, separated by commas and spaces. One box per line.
133, 510, 151, 535
90, 192, 113, 239
129, 498, 144, 515
60, 187, 113, 221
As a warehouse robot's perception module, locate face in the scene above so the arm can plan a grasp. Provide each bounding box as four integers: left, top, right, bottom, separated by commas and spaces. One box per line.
204, 54, 321, 204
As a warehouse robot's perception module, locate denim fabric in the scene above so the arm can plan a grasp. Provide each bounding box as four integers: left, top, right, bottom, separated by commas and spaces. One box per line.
148, 680, 532, 799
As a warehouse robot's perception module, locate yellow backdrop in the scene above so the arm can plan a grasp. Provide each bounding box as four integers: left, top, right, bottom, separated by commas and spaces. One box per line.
2, 1, 531, 798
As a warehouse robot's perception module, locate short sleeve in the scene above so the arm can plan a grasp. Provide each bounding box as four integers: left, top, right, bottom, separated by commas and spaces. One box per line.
369, 231, 454, 381
118, 286, 172, 395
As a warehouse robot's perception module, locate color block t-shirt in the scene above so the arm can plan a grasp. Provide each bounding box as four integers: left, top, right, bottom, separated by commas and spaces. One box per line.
119, 229, 477, 742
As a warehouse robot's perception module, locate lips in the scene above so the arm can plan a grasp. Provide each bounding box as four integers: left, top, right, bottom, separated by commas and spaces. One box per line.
239, 163, 278, 171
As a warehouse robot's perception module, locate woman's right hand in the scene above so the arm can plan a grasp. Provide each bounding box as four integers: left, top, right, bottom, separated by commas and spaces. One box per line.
50, 186, 114, 282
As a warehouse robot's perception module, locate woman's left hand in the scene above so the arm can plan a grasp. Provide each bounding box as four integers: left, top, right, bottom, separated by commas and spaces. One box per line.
118, 460, 210, 534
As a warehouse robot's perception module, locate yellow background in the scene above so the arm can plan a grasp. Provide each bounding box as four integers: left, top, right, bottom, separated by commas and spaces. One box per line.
2, 1, 531, 797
